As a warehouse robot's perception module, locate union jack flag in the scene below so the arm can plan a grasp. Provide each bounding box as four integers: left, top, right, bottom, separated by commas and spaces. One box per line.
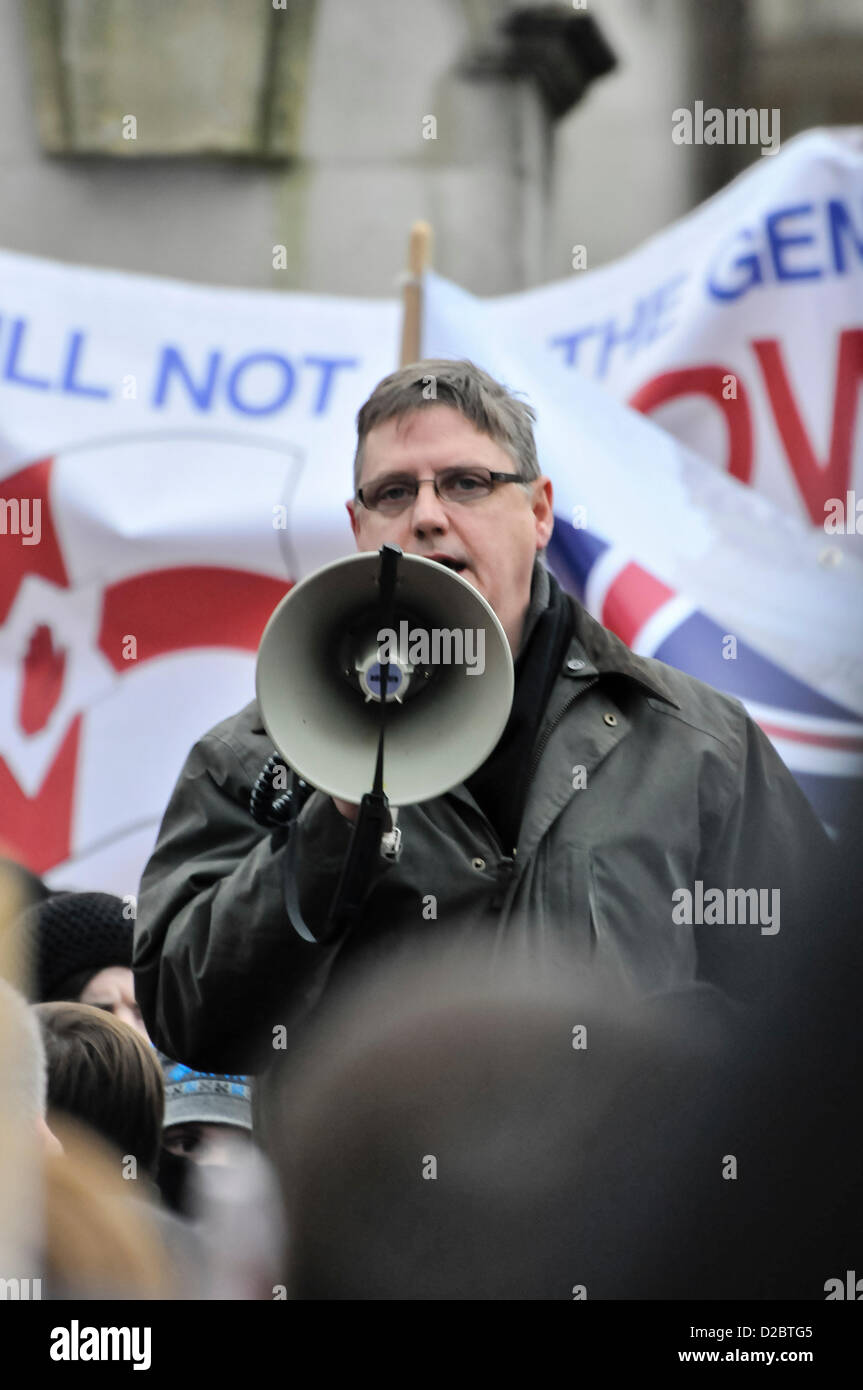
549, 519, 863, 840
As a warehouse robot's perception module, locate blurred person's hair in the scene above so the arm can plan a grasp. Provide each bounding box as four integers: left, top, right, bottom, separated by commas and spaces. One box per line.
43, 1116, 174, 1299
0, 856, 52, 914
268, 837, 862, 1301
0, 977, 48, 1124
35, 1002, 164, 1178
267, 940, 731, 1300
353, 358, 540, 492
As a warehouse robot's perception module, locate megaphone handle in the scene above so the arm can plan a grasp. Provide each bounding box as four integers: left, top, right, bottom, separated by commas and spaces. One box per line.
280, 789, 392, 945
326, 790, 392, 935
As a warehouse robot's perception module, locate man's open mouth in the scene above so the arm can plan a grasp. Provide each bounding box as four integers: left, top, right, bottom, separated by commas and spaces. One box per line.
427, 555, 468, 574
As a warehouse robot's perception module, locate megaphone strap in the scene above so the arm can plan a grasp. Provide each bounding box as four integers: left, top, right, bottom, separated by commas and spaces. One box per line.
279, 787, 395, 947
281, 818, 325, 945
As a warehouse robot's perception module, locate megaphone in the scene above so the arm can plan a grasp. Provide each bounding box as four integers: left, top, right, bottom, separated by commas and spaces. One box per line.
255, 547, 514, 806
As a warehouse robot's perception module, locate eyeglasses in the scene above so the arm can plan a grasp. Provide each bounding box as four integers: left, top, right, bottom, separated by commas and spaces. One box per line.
356, 466, 525, 516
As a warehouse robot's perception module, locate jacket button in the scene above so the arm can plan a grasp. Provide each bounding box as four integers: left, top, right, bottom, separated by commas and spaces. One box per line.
471, 857, 486, 871
567, 659, 585, 672
603, 712, 618, 727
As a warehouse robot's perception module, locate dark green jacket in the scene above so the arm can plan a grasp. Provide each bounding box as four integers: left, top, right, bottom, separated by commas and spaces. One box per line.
134, 591, 830, 1073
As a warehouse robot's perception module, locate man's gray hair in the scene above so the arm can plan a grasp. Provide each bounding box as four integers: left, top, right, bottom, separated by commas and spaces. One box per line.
353, 359, 541, 493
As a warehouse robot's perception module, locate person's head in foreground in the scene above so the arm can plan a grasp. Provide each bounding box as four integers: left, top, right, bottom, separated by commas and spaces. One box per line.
267, 939, 742, 1301
0, 856, 53, 916
42, 1115, 176, 1301
34, 1001, 164, 1182
347, 359, 554, 657
0, 975, 62, 1156
23, 890, 148, 1038
269, 882, 863, 1303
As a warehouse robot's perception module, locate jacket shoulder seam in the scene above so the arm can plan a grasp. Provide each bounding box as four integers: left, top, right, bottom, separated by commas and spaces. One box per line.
645, 692, 745, 758
194, 726, 268, 788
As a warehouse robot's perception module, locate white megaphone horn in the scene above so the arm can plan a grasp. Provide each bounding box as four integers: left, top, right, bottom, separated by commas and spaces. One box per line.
255, 545, 514, 806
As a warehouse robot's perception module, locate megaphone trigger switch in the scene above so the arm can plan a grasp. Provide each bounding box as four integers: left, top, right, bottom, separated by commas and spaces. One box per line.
380, 807, 402, 862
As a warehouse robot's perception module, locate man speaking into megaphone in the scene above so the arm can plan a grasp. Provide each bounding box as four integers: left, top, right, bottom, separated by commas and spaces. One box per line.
134, 359, 831, 1075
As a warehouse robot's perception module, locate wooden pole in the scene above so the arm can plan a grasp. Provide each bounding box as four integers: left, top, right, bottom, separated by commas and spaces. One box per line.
399, 220, 432, 368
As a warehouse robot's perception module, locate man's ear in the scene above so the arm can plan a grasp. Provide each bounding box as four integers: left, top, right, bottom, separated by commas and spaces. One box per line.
346, 499, 359, 540
533, 477, 554, 550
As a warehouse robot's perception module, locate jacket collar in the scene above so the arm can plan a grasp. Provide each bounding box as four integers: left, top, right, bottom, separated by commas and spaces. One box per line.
526, 556, 679, 709
516, 556, 552, 656
562, 592, 681, 709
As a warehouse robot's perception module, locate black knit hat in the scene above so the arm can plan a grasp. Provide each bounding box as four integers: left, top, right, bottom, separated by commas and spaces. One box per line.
21, 891, 134, 1003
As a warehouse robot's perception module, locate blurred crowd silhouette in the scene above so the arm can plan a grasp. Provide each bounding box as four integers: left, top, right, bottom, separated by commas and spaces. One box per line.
0, 833, 860, 1303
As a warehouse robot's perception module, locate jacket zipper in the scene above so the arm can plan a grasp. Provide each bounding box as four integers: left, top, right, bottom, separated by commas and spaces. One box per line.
489, 675, 600, 910
527, 675, 599, 786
